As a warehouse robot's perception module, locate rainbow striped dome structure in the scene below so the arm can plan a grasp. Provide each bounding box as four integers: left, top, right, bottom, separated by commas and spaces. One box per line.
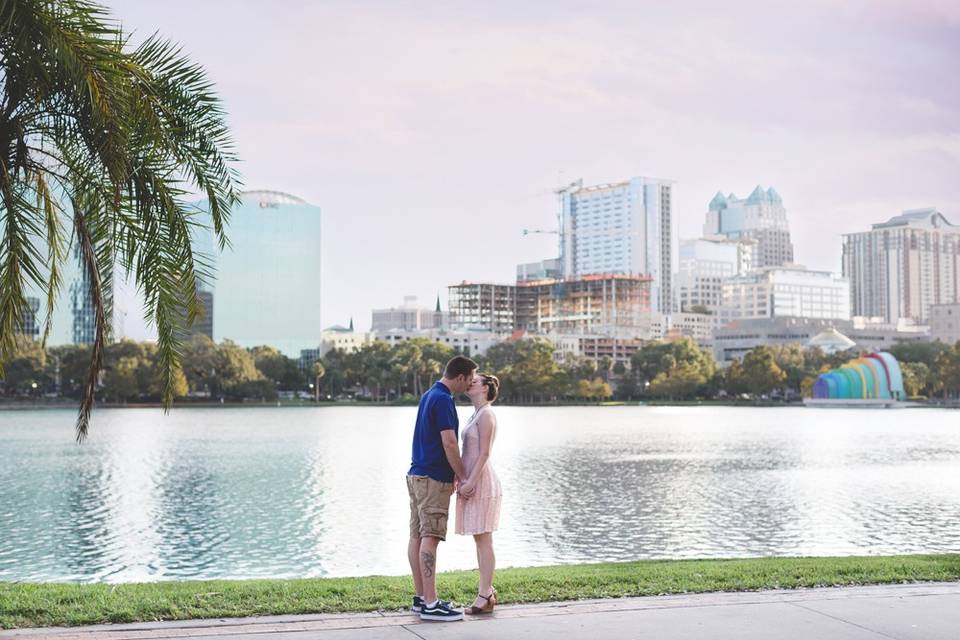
811, 352, 905, 401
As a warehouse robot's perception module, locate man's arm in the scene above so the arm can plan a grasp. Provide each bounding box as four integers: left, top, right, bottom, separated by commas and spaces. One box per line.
440, 429, 466, 480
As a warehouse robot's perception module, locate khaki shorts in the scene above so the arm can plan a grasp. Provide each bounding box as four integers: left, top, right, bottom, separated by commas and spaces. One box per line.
407, 474, 454, 540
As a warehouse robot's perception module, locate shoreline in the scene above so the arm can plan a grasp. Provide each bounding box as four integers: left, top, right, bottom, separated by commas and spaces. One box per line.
2, 554, 958, 629
1, 400, 954, 410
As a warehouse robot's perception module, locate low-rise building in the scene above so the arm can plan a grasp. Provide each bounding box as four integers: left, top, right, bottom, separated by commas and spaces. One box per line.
663, 312, 714, 348
371, 296, 445, 332
721, 265, 850, 324
298, 323, 375, 376
319, 323, 372, 356
549, 334, 645, 366
930, 303, 960, 344
846, 316, 930, 352
373, 328, 502, 358
714, 317, 840, 364
677, 236, 754, 321
713, 316, 930, 365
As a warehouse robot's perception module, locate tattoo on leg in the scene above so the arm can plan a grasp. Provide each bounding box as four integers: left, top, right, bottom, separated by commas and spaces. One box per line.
420, 551, 435, 578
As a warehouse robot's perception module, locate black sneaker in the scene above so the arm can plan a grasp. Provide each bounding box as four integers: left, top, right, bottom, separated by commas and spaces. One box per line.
419, 599, 464, 622
411, 596, 425, 613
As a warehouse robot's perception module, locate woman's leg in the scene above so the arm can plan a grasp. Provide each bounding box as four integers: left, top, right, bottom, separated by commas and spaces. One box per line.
473, 532, 495, 602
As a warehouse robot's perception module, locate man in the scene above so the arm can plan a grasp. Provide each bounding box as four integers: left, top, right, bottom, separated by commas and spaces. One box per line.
407, 355, 477, 622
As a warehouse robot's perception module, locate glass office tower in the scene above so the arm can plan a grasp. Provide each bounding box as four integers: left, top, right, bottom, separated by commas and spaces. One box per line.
200, 190, 322, 356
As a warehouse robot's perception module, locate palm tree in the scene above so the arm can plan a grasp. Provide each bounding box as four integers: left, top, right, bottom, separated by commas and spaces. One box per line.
0, 1, 240, 440
311, 361, 325, 403
391, 342, 422, 397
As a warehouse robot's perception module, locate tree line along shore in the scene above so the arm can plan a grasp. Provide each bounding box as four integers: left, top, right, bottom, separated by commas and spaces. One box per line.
4, 334, 960, 406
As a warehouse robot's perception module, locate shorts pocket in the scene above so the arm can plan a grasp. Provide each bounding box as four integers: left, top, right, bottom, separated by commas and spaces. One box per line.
422, 505, 449, 538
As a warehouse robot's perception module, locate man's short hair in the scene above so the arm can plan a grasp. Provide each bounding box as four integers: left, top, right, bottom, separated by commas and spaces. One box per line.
444, 355, 478, 379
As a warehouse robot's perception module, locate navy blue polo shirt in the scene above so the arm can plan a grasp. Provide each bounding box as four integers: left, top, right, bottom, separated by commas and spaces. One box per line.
409, 381, 459, 482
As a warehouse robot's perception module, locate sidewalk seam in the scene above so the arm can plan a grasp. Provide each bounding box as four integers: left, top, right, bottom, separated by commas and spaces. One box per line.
399, 626, 428, 640
788, 601, 899, 640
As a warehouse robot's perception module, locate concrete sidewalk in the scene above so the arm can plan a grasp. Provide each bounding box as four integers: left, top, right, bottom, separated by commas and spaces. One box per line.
3, 582, 958, 640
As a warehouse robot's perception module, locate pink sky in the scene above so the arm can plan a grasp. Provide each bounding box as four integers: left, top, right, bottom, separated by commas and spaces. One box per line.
113, 0, 960, 332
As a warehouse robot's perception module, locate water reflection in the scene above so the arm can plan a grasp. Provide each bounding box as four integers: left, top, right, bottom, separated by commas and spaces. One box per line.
1, 406, 959, 583
63, 460, 114, 580
153, 460, 228, 577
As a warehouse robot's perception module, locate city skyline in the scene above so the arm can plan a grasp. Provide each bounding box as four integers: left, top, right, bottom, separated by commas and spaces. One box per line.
103, 0, 959, 334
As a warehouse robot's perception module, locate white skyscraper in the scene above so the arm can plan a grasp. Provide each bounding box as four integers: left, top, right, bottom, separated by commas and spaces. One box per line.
558, 176, 676, 314
842, 208, 960, 324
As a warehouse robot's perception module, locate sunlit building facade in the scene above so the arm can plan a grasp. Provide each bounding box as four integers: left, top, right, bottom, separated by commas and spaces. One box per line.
721, 265, 850, 324
559, 177, 676, 314
842, 209, 960, 324
372, 296, 445, 332
550, 334, 645, 366
202, 190, 322, 356
677, 236, 755, 322
374, 327, 501, 358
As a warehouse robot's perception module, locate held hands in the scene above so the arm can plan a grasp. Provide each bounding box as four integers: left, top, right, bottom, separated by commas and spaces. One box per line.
458, 478, 477, 498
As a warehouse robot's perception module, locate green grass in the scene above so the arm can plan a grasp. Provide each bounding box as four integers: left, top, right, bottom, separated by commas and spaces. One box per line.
2, 554, 959, 629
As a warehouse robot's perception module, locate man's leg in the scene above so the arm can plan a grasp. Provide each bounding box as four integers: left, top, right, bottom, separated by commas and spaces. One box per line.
408, 536, 424, 597
407, 476, 425, 599
419, 535, 441, 604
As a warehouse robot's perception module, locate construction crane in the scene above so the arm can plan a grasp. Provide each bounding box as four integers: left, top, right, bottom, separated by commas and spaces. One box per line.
520, 178, 641, 239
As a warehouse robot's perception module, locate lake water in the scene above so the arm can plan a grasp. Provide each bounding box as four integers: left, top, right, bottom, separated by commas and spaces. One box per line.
1, 406, 958, 584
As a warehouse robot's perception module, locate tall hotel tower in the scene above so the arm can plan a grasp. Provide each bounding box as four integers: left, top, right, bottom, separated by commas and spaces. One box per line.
843, 208, 960, 324
558, 177, 676, 315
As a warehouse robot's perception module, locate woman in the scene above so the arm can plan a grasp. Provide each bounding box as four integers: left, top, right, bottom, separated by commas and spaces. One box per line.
455, 373, 502, 614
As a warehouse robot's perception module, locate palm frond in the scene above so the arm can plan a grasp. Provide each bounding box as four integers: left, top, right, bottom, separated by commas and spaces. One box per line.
0, 0, 241, 440
70, 194, 110, 443
0, 182, 48, 376
35, 170, 65, 347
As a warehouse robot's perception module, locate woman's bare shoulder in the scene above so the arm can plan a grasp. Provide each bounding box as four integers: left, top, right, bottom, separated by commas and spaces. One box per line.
479, 406, 497, 426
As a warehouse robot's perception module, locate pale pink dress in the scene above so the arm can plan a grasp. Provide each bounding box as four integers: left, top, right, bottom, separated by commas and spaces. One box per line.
455, 406, 502, 535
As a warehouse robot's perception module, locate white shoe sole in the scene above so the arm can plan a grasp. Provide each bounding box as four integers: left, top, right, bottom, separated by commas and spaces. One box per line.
419, 612, 464, 621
